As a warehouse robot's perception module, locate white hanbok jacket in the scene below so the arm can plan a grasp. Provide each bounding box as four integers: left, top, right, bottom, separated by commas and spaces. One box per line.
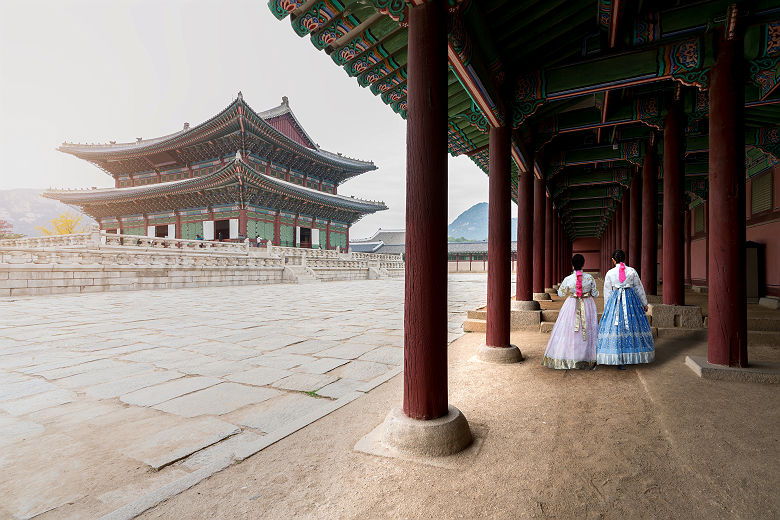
603, 264, 648, 307
557, 271, 599, 298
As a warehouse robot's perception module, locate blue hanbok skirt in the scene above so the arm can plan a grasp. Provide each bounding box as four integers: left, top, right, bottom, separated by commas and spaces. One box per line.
596, 287, 654, 365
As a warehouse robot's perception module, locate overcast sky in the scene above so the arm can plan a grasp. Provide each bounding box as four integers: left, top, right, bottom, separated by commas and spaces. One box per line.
0, 0, 515, 238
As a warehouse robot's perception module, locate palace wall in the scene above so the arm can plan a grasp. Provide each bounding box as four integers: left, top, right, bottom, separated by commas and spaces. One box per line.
571, 237, 600, 272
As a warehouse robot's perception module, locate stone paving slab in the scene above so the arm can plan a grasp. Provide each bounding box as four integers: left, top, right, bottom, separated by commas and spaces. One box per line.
0, 416, 44, 447
225, 366, 291, 387
315, 342, 378, 360
153, 383, 281, 417
56, 363, 153, 388
120, 376, 222, 407
330, 360, 395, 381
120, 417, 241, 470
315, 377, 366, 399
271, 373, 339, 392
0, 378, 58, 402
358, 346, 404, 365
181, 431, 264, 470
85, 370, 184, 399
248, 352, 311, 369
0, 388, 76, 416
292, 356, 350, 374
230, 393, 334, 434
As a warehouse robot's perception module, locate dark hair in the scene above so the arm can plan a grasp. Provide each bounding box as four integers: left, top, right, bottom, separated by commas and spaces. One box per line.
571, 254, 585, 270
612, 249, 626, 263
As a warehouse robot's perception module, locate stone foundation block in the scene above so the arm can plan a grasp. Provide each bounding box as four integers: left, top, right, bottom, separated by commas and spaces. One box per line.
758, 297, 780, 310
510, 310, 541, 329
685, 355, 780, 384
647, 304, 703, 328
382, 405, 473, 457
533, 292, 551, 301
476, 344, 522, 364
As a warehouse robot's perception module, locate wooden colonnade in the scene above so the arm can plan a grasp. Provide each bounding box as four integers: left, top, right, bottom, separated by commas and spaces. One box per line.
398, 0, 748, 450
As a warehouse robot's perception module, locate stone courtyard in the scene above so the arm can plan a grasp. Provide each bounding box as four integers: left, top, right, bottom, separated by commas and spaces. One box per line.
0, 275, 491, 519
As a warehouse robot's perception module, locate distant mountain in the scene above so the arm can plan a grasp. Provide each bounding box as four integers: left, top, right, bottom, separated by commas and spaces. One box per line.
447, 202, 517, 241
0, 189, 95, 237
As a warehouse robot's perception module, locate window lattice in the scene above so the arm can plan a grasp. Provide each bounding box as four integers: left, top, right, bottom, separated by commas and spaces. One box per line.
751, 172, 772, 215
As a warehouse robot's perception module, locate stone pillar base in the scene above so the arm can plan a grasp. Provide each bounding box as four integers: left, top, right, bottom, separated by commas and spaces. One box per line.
648, 304, 703, 328
511, 299, 540, 311
383, 405, 473, 457
533, 292, 551, 301
476, 343, 522, 364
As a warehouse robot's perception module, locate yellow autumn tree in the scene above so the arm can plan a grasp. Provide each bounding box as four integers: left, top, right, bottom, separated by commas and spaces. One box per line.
36, 212, 88, 236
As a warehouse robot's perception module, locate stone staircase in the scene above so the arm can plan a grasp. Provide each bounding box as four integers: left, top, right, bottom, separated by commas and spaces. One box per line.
283, 266, 320, 284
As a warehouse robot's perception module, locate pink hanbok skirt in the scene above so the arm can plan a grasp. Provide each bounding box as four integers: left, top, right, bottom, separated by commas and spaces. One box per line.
541, 296, 598, 369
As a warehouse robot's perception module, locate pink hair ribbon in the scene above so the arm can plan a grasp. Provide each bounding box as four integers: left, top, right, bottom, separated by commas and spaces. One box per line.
619, 262, 626, 283
575, 270, 583, 298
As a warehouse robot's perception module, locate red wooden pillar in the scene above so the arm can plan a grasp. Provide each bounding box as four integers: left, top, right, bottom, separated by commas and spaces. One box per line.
629, 170, 642, 274
532, 176, 546, 296
552, 211, 558, 282
708, 11, 747, 367
403, 0, 449, 420
273, 211, 281, 246
486, 125, 511, 349
238, 209, 247, 240
346, 226, 350, 251
663, 100, 685, 305
685, 210, 692, 285
641, 139, 658, 294
175, 211, 182, 239
615, 204, 623, 251
621, 192, 630, 259
544, 195, 553, 289
326, 220, 331, 250
516, 163, 534, 302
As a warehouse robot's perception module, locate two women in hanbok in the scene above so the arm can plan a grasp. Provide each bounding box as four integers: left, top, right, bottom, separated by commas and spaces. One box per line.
541, 249, 654, 370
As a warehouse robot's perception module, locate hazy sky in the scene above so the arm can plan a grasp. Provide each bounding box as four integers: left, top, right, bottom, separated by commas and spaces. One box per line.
0, 0, 514, 238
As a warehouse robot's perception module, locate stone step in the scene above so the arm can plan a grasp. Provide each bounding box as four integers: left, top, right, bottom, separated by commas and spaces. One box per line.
747, 317, 780, 332
539, 322, 554, 333
748, 330, 780, 347
537, 300, 560, 310
467, 309, 487, 320
463, 318, 486, 333
541, 310, 559, 322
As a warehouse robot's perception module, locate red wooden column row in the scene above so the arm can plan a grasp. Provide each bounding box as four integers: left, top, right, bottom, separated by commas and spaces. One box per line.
629, 170, 642, 275
708, 10, 747, 367
641, 139, 658, 294
516, 154, 534, 303
663, 100, 685, 305
485, 124, 511, 349
621, 191, 630, 259
402, 0, 449, 420
544, 195, 553, 290
550, 211, 561, 287
532, 176, 547, 297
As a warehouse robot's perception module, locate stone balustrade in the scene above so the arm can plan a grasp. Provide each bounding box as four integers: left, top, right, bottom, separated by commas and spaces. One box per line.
0, 231, 404, 297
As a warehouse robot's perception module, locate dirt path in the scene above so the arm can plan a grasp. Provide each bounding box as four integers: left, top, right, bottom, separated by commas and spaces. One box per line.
140, 328, 780, 520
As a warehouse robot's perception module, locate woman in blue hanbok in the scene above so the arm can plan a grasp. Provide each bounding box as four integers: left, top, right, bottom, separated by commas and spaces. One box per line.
596, 249, 654, 369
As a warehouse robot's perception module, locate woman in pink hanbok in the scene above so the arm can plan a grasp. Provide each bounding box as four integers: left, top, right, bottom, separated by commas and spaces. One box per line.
541, 254, 599, 370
